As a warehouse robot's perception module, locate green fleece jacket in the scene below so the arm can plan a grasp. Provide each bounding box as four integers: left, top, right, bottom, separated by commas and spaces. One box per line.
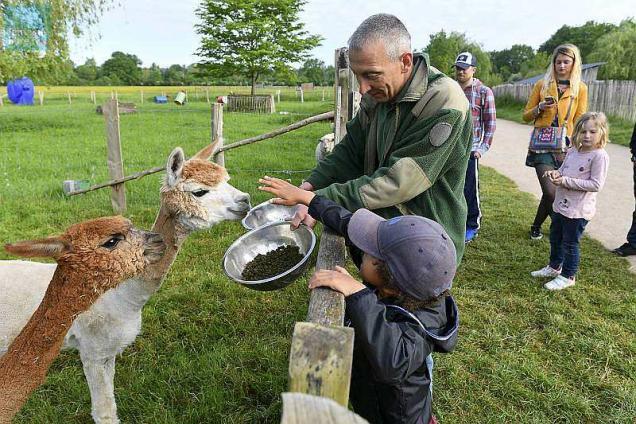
307, 53, 472, 261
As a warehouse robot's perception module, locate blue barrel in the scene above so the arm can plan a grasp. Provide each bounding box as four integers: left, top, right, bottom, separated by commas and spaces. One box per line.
154, 95, 168, 104
7, 77, 35, 105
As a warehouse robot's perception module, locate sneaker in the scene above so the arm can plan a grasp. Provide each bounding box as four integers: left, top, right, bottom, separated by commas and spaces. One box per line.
544, 275, 575, 291
531, 265, 561, 278
465, 228, 478, 243
530, 226, 543, 240
612, 243, 636, 257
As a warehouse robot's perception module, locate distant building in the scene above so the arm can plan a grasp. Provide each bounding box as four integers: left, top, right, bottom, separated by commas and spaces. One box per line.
514, 62, 606, 85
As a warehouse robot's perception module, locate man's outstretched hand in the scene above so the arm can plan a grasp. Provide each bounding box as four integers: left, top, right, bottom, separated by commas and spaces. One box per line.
258, 176, 317, 229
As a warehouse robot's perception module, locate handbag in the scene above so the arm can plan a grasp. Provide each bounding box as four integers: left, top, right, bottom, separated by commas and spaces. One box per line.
528, 96, 573, 152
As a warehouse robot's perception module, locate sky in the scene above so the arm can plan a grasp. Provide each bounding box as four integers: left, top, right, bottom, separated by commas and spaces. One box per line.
68, 0, 634, 68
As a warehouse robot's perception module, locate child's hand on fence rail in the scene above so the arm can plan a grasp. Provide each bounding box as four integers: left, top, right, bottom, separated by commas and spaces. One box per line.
308, 266, 365, 297
258, 176, 315, 206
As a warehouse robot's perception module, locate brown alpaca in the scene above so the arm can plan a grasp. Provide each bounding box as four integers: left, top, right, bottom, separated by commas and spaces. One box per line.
0, 216, 165, 423
0, 142, 251, 424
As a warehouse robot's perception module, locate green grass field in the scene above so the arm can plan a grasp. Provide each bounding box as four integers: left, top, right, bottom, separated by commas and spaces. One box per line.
1, 93, 635, 423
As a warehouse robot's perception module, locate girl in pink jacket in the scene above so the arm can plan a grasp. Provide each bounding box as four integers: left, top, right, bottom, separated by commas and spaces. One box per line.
531, 112, 610, 290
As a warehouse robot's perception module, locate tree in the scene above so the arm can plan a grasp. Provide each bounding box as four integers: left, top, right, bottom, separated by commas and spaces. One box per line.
195, 0, 322, 94
422, 30, 497, 87
588, 19, 636, 80
539, 21, 617, 60
164, 64, 188, 85
298, 58, 328, 85
0, 0, 112, 84
74, 58, 98, 82
143, 63, 163, 86
101, 51, 142, 85
490, 44, 535, 77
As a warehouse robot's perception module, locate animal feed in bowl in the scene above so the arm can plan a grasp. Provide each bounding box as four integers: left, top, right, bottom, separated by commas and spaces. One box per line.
241, 245, 304, 281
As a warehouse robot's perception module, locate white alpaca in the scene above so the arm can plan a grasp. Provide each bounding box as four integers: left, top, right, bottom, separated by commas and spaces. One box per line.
0, 143, 250, 423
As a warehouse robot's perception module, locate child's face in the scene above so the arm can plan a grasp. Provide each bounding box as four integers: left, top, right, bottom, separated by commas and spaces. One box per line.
579, 119, 602, 151
360, 253, 400, 298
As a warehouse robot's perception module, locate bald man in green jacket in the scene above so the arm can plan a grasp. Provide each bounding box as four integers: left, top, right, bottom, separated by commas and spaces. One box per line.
294, 14, 472, 262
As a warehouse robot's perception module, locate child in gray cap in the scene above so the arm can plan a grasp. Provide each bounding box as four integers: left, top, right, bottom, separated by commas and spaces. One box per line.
259, 176, 459, 424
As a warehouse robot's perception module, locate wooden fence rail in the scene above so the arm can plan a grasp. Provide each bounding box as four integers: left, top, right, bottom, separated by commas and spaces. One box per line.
67, 109, 334, 197
492, 80, 636, 121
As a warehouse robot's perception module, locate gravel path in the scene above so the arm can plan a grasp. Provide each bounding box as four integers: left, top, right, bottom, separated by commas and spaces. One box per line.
480, 119, 636, 272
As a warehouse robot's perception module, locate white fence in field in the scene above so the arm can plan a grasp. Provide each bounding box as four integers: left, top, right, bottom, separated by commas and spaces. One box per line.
493, 80, 636, 121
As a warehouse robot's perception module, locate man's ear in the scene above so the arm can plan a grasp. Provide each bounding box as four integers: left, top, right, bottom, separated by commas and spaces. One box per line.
400, 52, 413, 73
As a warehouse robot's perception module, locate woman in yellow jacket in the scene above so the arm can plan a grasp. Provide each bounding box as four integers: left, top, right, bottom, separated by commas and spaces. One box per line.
523, 43, 588, 240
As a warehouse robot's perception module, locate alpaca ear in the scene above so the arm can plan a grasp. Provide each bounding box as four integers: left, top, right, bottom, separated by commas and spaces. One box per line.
166, 147, 185, 187
192, 139, 220, 161
5, 237, 71, 259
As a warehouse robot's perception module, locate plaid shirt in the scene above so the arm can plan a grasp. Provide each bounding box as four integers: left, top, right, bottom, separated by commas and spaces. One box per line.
462, 78, 496, 155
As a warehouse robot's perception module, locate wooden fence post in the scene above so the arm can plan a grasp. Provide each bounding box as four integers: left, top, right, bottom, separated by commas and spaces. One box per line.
0, 95, 3, 107
334, 48, 359, 144
67, 91, 72, 105
211, 102, 224, 166
270, 94, 276, 113
300, 88, 304, 103
206, 88, 210, 104
39, 91, 44, 105
102, 99, 127, 213
277, 89, 281, 103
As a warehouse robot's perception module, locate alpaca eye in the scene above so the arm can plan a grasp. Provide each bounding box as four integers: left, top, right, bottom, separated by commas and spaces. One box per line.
102, 235, 123, 249
192, 189, 209, 198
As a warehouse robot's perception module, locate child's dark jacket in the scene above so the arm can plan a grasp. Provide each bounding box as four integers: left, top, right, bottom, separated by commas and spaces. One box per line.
308, 195, 459, 424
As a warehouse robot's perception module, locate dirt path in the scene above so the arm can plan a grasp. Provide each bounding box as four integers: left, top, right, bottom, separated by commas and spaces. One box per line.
480, 119, 636, 272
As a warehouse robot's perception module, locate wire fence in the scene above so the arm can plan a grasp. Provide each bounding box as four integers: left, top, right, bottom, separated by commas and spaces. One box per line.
0, 92, 332, 214
0, 85, 335, 107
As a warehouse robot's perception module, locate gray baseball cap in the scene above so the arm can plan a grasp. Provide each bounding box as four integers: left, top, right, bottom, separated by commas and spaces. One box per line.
348, 209, 457, 300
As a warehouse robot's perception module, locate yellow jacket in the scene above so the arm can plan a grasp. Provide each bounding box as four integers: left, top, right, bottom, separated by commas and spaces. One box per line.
522, 79, 588, 136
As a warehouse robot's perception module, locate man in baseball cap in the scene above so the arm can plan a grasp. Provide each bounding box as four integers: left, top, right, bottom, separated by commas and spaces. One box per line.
453, 51, 497, 243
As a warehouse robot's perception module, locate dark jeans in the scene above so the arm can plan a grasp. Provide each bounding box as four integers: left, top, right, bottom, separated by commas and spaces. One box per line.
464, 153, 481, 231
549, 212, 588, 279
627, 162, 636, 245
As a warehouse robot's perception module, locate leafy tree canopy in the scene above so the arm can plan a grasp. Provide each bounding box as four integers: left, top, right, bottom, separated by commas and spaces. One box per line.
538, 20, 617, 60
422, 30, 500, 87
0, 0, 112, 84
195, 0, 322, 94
490, 44, 534, 77
588, 19, 636, 80
101, 51, 142, 85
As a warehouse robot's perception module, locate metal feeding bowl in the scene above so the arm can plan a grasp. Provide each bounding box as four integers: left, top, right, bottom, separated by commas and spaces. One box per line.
241, 200, 296, 230
223, 221, 316, 291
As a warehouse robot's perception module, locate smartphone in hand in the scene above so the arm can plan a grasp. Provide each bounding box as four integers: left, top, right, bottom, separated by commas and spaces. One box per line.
544, 96, 556, 105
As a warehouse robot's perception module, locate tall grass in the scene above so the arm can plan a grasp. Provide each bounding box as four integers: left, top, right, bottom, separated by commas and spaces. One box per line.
0, 95, 634, 423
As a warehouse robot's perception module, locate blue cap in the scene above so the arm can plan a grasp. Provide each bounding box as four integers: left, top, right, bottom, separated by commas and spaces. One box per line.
348, 209, 457, 300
